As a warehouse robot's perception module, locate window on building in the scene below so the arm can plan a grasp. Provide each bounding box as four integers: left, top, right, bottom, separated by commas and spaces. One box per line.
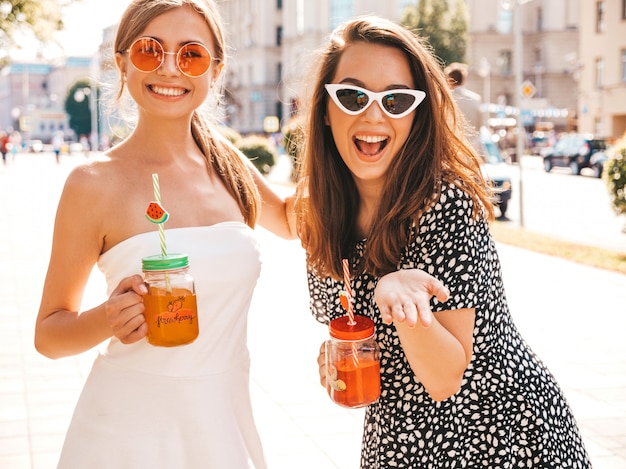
277, 63, 282, 84
621, 49, 626, 83
595, 57, 604, 89
596, 1, 605, 33
275, 102, 283, 123
276, 26, 283, 46
296, 0, 304, 35
331, 0, 353, 29
497, 50, 512, 76
594, 116, 603, 137
536, 6, 543, 32
277, 0, 282, 9
622, 0, 626, 19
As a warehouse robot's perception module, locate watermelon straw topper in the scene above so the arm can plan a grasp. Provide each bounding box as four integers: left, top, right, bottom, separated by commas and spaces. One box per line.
146, 173, 169, 257
145, 201, 169, 224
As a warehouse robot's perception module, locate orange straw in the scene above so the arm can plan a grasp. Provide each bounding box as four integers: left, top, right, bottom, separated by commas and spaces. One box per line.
342, 258, 356, 325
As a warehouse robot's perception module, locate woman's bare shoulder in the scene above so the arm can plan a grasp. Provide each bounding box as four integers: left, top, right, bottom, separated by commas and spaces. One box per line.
63, 151, 127, 193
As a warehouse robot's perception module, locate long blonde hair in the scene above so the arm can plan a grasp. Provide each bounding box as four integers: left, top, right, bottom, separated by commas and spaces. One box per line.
296, 16, 494, 280
113, 0, 259, 227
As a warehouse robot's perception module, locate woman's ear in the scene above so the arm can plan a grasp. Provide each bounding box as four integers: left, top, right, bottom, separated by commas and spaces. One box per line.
211, 62, 224, 88
115, 52, 127, 80
324, 113, 330, 126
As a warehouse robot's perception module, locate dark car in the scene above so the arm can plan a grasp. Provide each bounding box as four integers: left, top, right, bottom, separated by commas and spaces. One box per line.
478, 135, 513, 219
542, 133, 607, 177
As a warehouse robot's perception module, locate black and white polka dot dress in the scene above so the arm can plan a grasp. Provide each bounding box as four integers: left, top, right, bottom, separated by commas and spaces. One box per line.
307, 183, 591, 468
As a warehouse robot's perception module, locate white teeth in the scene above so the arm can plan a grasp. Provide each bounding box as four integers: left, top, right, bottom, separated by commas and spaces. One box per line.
355, 135, 387, 143
151, 85, 187, 97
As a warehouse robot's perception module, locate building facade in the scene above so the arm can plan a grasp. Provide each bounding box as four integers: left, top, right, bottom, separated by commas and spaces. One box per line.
0, 58, 94, 145
577, 0, 626, 140
1, 0, 624, 143
218, 0, 414, 134
217, 0, 596, 136
464, 0, 579, 132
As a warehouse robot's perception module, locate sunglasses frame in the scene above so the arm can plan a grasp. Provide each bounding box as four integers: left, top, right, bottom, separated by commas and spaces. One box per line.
325, 84, 426, 119
127, 37, 216, 78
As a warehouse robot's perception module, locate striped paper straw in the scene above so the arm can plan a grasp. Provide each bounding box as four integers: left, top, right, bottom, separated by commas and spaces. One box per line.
342, 258, 356, 325
152, 173, 167, 258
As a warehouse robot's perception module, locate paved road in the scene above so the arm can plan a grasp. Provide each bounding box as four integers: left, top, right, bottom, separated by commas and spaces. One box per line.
501, 156, 626, 254
1, 152, 625, 468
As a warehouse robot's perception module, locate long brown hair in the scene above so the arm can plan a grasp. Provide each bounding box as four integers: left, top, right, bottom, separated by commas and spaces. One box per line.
113, 0, 259, 227
296, 15, 493, 280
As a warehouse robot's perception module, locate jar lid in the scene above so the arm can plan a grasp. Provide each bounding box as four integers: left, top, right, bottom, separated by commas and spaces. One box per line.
142, 253, 189, 271
329, 315, 375, 340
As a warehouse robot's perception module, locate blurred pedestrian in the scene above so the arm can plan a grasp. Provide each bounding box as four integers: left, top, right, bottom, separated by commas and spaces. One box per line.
79, 133, 90, 157
52, 131, 64, 164
0, 131, 9, 164
445, 62, 484, 149
9, 130, 22, 159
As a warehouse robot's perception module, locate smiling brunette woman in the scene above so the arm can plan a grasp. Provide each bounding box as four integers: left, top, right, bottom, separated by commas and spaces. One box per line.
295, 15, 591, 469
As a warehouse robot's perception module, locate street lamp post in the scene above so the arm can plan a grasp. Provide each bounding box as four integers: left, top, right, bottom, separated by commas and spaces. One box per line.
514, 1, 525, 228
89, 56, 100, 152
501, 0, 531, 228
478, 58, 491, 125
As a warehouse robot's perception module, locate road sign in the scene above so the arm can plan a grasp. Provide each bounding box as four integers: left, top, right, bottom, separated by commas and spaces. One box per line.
263, 116, 280, 133
521, 80, 536, 99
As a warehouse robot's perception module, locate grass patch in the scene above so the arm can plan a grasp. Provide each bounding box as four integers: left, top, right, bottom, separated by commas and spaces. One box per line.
490, 221, 626, 275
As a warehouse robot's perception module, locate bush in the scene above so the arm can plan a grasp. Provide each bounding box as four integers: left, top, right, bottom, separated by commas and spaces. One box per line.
282, 117, 305, 182
236, 135, 276, 175
605, 145, 626, 217
217, 126, 242, 146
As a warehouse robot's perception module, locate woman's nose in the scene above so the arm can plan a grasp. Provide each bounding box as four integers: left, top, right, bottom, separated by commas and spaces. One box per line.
362, 100, 386, 122
158, 51, 180, 76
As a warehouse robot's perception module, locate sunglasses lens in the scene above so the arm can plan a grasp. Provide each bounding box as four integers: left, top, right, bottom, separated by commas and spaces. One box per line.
333, 88, 418, 116
177, 43, 212, 77
129, 38, 163, 72
382, 93, 416, 115
335, 88, 370, 112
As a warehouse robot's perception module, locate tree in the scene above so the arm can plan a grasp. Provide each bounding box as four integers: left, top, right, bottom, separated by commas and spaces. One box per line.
0, 0, 77, 67
401, 0, 467, 67
604, 133, 626, 231
65, 78, 96, 140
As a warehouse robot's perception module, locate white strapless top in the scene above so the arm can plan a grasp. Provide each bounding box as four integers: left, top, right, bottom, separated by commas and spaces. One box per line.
57, 223, 267, 468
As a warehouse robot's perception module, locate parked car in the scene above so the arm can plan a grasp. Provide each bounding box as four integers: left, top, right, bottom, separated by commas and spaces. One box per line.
478, 134, 512, 219
530, 131, 552, 155
542, 133, 607, 177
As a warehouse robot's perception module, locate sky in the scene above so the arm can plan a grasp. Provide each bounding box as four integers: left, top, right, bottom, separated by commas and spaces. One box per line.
15, 0, 132, 59
56, 0, 131, 56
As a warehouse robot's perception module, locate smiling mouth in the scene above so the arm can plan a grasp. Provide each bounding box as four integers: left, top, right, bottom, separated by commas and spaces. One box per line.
148, 85, 189, 97
354, 135, 389, 156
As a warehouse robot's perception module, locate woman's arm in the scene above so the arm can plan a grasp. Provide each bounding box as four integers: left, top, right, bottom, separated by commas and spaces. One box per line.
393, 308, 475, 401
34, 167, 148, 359
244, 157, 298, 240
375, 269, 474, 402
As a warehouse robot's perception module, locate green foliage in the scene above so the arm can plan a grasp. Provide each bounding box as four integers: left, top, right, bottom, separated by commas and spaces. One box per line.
0, 0, 75, 66
65, 78, 98, 139
604, 145, 626, 216
236, 135, 276, 175
401, 0, 467, 66
217, 125, 242, 146
282, 117, 304, 182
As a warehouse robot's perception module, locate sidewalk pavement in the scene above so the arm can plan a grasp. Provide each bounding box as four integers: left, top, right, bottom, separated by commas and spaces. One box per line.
1, 152, 625, 468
